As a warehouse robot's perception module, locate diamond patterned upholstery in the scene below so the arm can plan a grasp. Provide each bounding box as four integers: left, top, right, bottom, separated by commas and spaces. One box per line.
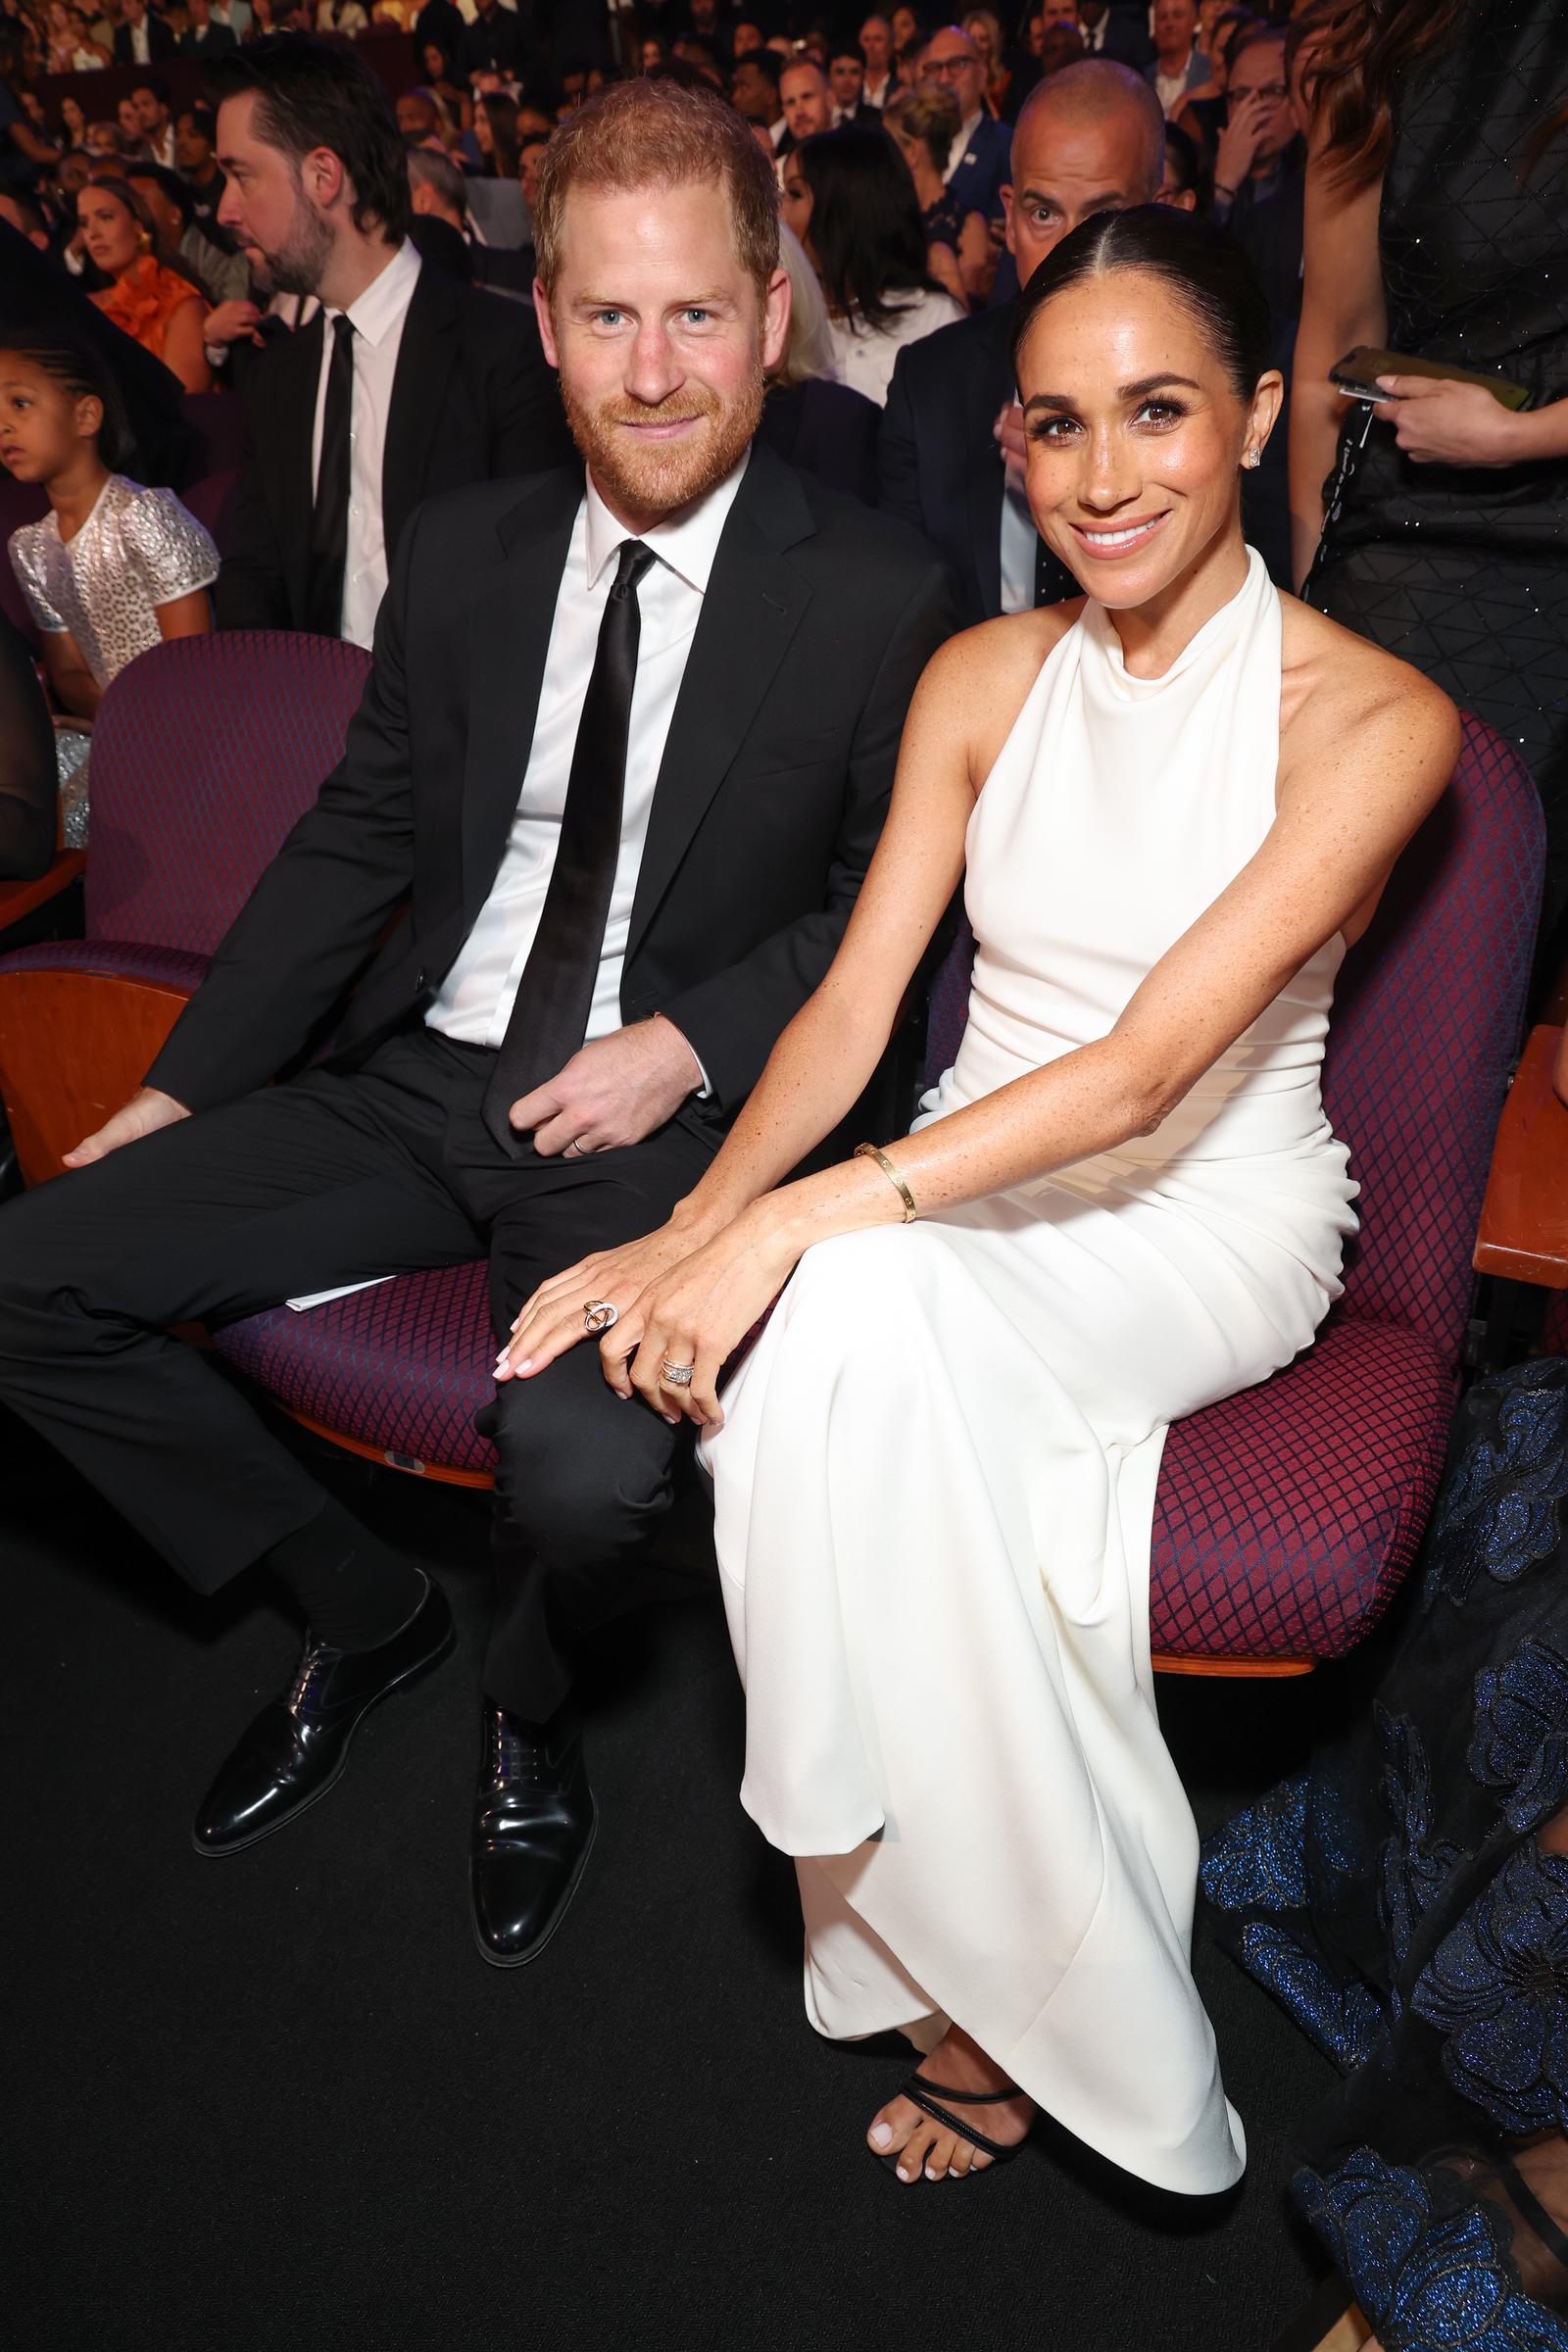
216, 713, 1544, 1669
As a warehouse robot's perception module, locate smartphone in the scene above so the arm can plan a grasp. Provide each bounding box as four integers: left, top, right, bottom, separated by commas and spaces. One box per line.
1331, 345, 1531, 412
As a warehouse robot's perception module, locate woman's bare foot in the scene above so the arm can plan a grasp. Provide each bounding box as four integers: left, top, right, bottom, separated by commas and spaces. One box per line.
866, 2023, 1035, 2182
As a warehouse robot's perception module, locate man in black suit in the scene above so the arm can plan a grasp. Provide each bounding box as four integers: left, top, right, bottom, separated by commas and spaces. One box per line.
879, 60, 1164, 625
207, 40, 568, 645
179, 0, 239, 56
0, 79, 953, 1968
112, 0, 177, 63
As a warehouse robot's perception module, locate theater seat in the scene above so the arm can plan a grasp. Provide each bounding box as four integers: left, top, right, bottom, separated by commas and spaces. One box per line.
0, 631, 371, 1183
216, 715, 1544, 1686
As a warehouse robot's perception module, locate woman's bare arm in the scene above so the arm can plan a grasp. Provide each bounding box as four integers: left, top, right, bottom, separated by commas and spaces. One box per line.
1290, 120, 1385, 590
155, 587, 214, 642
160, 298, 215, 396
39, 626, 101, 719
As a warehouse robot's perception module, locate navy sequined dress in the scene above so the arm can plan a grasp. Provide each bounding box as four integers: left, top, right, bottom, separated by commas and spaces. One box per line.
1306, 1, 1568, 938
1203, 1361, 1568, 2346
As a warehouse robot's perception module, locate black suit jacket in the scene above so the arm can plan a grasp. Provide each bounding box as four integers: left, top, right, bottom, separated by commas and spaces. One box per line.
180, 21, 238, 52
215, 261, 573, 633
759, 378, 879, 506
152, 447, 957, 1119
879, 302, 1076, 625
113, 15, 176, 57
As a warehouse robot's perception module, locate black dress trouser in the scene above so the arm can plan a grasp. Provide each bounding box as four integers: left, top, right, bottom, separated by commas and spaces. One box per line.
0, 1026, 721, 1718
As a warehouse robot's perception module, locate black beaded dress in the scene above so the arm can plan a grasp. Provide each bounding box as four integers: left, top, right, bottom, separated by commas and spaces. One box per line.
1306, 1, 1568, 942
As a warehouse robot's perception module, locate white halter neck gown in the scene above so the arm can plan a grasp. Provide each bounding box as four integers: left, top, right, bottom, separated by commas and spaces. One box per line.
703, 550, 1357, 2194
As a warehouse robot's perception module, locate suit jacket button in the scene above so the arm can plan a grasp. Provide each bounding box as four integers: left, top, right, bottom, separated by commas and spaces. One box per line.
416, 969, 429, 993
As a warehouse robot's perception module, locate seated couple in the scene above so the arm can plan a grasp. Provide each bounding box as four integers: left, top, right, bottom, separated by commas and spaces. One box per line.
0, 76, 1455, 2195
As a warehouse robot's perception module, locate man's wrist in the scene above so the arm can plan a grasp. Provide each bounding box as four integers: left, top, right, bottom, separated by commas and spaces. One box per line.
650, 1010, 709, 1097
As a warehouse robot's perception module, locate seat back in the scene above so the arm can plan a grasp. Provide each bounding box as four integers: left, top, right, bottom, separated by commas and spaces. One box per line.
83, 630, 372, 955
923, 711, 1544, 1366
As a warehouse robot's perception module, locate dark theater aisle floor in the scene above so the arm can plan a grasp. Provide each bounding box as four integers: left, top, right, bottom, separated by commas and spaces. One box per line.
8, 1423, 1349, 2352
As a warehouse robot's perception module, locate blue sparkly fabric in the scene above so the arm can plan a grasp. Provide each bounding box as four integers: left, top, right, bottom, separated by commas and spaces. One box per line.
1202, 1360, 1568, 2339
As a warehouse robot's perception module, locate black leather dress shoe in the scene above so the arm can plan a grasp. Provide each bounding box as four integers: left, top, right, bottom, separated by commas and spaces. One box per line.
192, 1580, 454, 1856
470, 1704, 596, 1967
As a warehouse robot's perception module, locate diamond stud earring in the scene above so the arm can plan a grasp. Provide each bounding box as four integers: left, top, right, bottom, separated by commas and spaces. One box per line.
1243, 448, 1261, 469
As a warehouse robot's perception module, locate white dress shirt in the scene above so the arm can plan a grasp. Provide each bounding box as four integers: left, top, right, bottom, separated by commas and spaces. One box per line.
944, 107, 984, 184
310, 239, 420, 651
129, 16, 150, 61
426, 458, 750, 1069
999, 476, 1038, 615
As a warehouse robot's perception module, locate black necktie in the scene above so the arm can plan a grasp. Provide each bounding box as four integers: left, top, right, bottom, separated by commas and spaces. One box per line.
481, 539, 658, 1154
307, 313, 354, 639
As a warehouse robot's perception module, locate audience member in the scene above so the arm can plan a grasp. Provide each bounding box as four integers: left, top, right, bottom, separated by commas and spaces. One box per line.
1207, 26, 1298, 236
827, 44, 866, 124
316, 0, 370, 33
858, 12, 899, 110
115, 92, 148, 155
756, 217, 881, 503
0, 74, 955, 1981
890, 5, 923, 55
0, 185, 48, 243
78, 175, 214, 391
418, 41, 470, 129
878, 59, 1163, 620
729, 16, 762, 62
408, 140, 532, 297
60, 95, 90, 148
172, 104, 227, 228
128, 76, 174, 168
112, 0, 175, 63
207, 36, 567, 642
1144, 0, 1207, 116
1173, 3, 1256, 157
472, 91, 520, 179
0, 609, 57, 885
885, 82, 988, 308
517, 127, 547, 215
128, 160, 250, 301
1157, 114, 1200, 210
918, 24, 1009, 223
777, 58, 830, 154
1034, 21, 1086, 77
730, 48, 784, 155
1075, 0, 1151, 68
1292, 0, 1568, 976
783, 124, 965, 406
458, 0, 532, 86
180, 0, 239, 53
962, 7, 1030, 123
1, 329, 216, 747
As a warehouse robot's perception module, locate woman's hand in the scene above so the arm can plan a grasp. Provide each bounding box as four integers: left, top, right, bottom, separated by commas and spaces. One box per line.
495, 1213, 722, 1384
1371, 375, 1532, 467
598, 1203, 802, 1433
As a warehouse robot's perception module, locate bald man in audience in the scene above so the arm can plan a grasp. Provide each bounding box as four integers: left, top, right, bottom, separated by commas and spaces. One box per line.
778, 59, 832, 154
878, 59, 1165, 624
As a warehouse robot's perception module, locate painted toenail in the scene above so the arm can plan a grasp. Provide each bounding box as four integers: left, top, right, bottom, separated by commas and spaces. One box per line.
871, 2123, 892, 2147
897, 2165, 912, 2180
925, 2165, 941, 2179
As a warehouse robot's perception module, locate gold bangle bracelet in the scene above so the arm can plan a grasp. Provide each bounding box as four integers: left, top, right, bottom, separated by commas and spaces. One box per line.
855, 1141, 918, 1224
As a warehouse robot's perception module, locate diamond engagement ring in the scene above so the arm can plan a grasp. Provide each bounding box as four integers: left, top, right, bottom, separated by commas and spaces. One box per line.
582, 1299, 619, 1334
661, 1361, 695, 1388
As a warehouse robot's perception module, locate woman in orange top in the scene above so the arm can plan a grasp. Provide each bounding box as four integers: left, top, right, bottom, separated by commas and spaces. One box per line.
77, 179, 213, 395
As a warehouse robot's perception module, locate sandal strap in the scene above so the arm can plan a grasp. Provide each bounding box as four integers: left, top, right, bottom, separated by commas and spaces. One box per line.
898, 2077, 1024, 2162
906, 2075, 1025, 2105
1494, 2152, 1568, 2274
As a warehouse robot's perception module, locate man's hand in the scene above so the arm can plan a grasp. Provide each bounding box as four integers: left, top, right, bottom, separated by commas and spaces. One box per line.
204, 298, 265, 350
1212, 92, 1269, 198
507, 1015, 704, 1156
994, 398, 1028, 495
1370, 375, 1533, 468
63, 1085, 190, 1169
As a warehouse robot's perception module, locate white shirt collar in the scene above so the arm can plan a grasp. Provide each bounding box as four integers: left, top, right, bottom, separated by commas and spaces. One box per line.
768, 114, 789, 148
327, 239, 421, 348
582, 451, 750, 598
957, 107, 982, 146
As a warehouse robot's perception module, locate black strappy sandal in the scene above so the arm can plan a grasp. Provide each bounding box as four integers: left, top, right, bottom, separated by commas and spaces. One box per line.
877, 2073, 1033, 2179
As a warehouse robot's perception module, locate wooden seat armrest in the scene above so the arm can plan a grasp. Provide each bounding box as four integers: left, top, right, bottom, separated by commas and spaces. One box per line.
0, 964, 195, 1186
1473, 1023, 1568, 1287
0, 850, 85, 938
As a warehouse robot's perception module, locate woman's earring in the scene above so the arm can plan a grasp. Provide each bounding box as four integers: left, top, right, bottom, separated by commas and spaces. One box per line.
1243, 448, 1261, 469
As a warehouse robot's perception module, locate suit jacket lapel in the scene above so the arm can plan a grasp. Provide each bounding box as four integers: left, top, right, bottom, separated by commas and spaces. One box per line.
461, 468, 582, 915
382, 267, 460, 562
965, 303, 1015, 621
625, 447, 814, 965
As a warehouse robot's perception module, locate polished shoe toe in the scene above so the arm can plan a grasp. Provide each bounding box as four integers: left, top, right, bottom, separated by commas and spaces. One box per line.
470, 1705, 596, 1966
193, 1579, 454, 1856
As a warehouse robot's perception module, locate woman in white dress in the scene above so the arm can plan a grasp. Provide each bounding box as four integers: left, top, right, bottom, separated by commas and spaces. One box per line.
501, 209, 1458, 2192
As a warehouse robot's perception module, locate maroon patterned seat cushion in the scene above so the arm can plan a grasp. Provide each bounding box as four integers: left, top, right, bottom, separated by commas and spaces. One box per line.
0, 939, 213, 995
1150, 1317, 1454, 1660
215, 1262, 497, 1478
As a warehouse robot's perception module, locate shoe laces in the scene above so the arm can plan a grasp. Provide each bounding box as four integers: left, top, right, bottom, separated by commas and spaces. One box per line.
489, 1713, 560, 1787
288, 1639, 340, 1719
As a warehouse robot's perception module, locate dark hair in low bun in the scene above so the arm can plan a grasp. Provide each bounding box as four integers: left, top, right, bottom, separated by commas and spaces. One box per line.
0, 325, 134, 469
1011, 205, 1273, 402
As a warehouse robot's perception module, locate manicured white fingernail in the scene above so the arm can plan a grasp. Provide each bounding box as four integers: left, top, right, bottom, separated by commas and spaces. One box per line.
871, 2123, 891, 2147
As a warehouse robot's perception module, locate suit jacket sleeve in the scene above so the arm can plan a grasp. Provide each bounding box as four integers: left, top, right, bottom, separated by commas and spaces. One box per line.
213, 373, 292, 630
876, 348, 925, 533
654, 559, 957, 1113
147, 506, 425, 1111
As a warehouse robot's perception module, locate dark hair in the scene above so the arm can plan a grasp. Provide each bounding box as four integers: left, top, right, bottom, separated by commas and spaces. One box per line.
475, 90, 520, 177
1161, 117, 1202, 207
176, 104, 218, 143
1011, 204, 1271, 399
793, 125, 943, 328
0, 326, 134, 469
734, 48, 783, 89
828, 42, 861, 67
204, 34, 411, 241
129, 75, 172, 108
126, 159, 197, 228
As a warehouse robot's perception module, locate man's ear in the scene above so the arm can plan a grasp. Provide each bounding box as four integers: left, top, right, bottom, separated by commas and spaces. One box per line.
760, 265, 791, 375
303, 141, 348, 213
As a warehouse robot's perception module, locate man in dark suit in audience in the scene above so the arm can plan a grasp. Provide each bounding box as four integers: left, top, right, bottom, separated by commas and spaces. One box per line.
208, 39, 568, 648
0, 80, 954, 1971
879, 59, 1164, 625
113, 0, 176, 63
919, 24, 1011, 224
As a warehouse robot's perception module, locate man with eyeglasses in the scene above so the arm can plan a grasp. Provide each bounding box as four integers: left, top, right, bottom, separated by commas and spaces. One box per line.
918, 24, 1010, 224
1211, 26, 1305, 323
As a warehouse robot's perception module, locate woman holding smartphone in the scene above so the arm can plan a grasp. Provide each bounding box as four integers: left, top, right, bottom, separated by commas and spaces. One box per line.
1290, 0, 1568, 982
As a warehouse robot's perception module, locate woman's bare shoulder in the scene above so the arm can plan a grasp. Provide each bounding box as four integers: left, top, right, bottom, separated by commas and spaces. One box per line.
1278, 591, 1460, 783
914, 600, 1087, 778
